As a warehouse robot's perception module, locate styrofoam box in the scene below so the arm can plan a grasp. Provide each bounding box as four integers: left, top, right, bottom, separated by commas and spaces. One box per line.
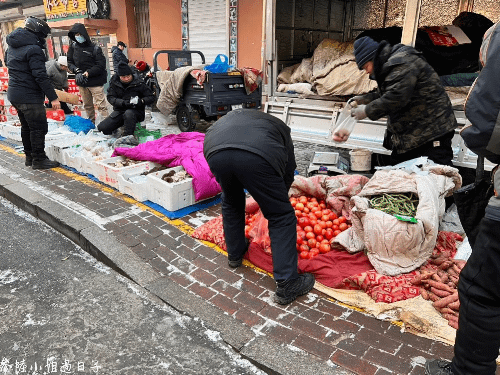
45, 131, 76, 144
45, 143, 69, 163
146, 166, 197, 211
2, 122, 22, 141
118, 171, 150, 202
80, 154, 100, 176
62, 147, 83, 171
93, 156, 155, 189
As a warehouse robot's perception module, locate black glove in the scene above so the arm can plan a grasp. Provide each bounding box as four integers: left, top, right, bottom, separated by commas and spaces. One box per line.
75, 73, 88, 86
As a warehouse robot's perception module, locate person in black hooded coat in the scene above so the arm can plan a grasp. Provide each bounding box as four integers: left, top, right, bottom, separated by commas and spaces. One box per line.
6, 17, 61, 170
67, 23, 109, 124
97, 62, 155, 137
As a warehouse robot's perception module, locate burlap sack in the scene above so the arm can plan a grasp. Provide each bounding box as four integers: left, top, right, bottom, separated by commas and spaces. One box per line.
277, 63, 300, 84
290, 58, 313, 83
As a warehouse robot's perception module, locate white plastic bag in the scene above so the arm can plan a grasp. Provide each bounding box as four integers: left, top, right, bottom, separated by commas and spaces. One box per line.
332, 102, 357, 143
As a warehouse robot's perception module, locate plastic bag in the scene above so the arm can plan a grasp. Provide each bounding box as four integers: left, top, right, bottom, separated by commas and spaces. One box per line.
63, 115, 95, 134
203, 54, 233, 73
438, 203, 465, 236
332, 103, 357, 143
247, 210, 272, 255
134, 123, 162, 143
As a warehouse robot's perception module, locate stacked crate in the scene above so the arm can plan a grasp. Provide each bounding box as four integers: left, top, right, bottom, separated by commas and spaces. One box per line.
67, 78, 83, 116
0, 68, 15, 124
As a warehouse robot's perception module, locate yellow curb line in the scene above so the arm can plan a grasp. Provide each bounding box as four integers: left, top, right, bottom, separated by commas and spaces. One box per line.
2, 143, 273, 276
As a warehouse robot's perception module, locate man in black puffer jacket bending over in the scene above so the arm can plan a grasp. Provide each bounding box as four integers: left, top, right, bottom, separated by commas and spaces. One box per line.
97, 62, 155, 137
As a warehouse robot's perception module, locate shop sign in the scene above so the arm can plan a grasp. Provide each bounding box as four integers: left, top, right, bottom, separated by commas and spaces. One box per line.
43, 0, 88, 22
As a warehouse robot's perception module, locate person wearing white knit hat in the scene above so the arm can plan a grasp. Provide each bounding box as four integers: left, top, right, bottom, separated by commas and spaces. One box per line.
46, 55, 72, 114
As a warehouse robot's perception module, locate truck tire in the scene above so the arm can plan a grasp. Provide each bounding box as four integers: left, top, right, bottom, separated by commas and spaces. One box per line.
176, 105, 196, 132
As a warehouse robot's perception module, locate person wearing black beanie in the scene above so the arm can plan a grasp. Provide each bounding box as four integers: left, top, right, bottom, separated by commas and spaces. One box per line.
348, 36, 457, 166
116, 61, 133, 77
97, 62, 155, 137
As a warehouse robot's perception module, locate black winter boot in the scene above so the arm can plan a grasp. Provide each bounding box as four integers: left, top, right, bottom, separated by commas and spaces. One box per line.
32, 157, 59, 170
228, 238, 250, 268
425, 360, 454, 374
274, 273, 315, 305
25, 154, 33, 167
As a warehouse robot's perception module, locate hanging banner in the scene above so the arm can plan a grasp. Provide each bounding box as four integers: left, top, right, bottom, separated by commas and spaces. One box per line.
43, 0, 88, 22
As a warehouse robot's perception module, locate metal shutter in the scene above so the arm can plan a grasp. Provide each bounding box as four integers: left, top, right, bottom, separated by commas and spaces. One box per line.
188, 0, 228, 65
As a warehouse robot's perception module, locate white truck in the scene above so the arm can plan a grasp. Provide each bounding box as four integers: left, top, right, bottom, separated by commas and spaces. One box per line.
261, 0, 499, 171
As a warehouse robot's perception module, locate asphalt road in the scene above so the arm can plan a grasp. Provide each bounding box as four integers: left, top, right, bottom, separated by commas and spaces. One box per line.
0, 196, 266, 375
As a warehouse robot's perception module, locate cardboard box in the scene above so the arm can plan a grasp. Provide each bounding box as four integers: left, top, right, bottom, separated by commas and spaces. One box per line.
55, 89, 80, 105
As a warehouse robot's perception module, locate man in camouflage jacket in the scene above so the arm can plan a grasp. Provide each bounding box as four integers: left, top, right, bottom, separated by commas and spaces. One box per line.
351, 36, 457, 166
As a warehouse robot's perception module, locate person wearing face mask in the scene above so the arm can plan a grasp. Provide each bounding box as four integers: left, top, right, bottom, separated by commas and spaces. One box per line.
67, 23, 108, 124
6, 16, 61, 170
349, 36, 457, 166
97, 62, 155, 137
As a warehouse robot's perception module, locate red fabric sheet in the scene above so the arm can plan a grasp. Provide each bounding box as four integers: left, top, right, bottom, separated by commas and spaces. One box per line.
342, 231, 463, 303
192, 213, 373, 288
192, 216, 463, 300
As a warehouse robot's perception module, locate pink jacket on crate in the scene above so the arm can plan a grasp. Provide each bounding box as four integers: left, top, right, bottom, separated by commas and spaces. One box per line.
113, 132, 221, 202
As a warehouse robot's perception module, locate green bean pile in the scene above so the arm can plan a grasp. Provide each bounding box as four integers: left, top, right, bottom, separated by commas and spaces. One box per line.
369, 193, 419, 217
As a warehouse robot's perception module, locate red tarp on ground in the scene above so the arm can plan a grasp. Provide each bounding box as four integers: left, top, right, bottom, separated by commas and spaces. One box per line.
192, 216, 462, 299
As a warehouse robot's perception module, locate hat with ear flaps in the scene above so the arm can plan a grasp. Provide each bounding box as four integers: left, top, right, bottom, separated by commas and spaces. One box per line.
354, 36, 379, 69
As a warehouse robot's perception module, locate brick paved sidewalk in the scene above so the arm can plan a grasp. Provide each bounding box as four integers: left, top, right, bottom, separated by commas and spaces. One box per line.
0, 140, 461, 375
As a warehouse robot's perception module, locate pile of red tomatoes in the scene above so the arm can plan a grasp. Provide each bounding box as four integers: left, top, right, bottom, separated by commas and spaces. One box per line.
291, 195, 350, 259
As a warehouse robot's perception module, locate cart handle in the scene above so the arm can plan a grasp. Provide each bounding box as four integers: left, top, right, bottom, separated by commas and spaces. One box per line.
152, 50, 206, 72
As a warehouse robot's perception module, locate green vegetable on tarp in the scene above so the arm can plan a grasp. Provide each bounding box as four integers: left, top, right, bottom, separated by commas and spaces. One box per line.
134, 123, 162, 143
369, 192, 419, 218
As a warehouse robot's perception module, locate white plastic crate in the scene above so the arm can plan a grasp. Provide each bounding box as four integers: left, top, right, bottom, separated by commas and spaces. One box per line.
146, 166, 197, 211
93, 156, 155, 189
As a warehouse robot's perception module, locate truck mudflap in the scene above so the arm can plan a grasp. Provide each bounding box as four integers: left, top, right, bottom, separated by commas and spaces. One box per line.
264, 95, 495, 171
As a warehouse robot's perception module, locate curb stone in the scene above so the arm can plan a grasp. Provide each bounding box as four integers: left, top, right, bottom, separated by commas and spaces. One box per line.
0, 171, 352, 375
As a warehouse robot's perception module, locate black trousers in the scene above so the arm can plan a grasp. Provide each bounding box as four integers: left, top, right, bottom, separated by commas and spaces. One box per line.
206, 149, 299, 282
390, 131, 455, 166
12, 102, 48, 161
97, 109, 144, 136
452, 217, 500, 375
